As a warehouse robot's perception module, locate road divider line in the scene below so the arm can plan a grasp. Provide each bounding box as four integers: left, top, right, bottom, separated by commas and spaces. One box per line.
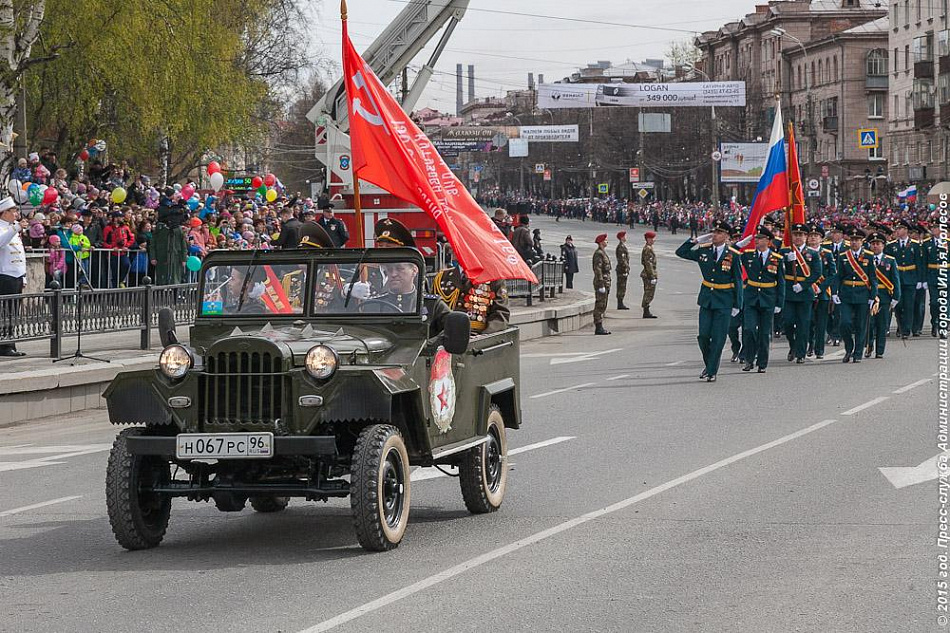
606, 374, 629, 381
841, 397, 889, 416
0, 495, 83, 518
529, 383, 596, 399
665, 360, 685, 367
893, 378, 932, 394
411, 437, 576, 482
299, 419, 839, 633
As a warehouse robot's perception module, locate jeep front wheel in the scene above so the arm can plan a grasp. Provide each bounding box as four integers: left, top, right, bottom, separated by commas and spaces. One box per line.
250, 496, 289, 513
350, 424, 411, 551
106, 427, 172, 550
459, 406, 508, 514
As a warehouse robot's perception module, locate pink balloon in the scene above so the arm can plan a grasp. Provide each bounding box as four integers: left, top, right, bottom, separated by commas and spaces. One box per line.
180, 184, 195, 200
42, 188, 59, 205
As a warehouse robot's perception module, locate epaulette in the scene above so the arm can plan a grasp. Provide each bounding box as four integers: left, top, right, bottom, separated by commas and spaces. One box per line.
887, 239, 898, 246
728, 246, 741, 256
911, 239, 920, 244
863, 249, 874, 256
770, 251, 783, 259
821, 240, 832, 245
698, 243, 712, 248
884, 254, 897, 261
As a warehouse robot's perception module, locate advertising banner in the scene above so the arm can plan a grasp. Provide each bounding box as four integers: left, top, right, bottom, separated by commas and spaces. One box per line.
538, 82, 746, 109
515, 125, 579, 142
720, 142, 769, 183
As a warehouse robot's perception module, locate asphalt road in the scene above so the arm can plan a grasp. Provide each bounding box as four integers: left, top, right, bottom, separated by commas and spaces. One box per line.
0, 216, 941, 633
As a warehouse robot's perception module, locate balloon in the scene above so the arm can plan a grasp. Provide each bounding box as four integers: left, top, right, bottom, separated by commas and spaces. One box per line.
187, 197, 200, 211
94, 139, 106, 152
42, 188, 58, 205
931, 204, 938, 211
111, 187, 127, 204
78, 149, 89, 161
21, 181, 30, 191
173, 183, 182, 192
263, 173, 276, 187
7, 179, 20, 196
257, 185, 267, 197
209, 171, 224, 192
87, 147, 98, 158
186, 256, 202, 272
10, 184, 27, 204
28, 184, 42, 206
265, 188, 278, 202
251, 176, 263, 189
207, 161, 221, 176
181, 184, 195, 200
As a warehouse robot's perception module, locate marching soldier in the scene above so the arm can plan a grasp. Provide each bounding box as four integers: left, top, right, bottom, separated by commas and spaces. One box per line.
739, 225, 784, 373
924, 223, 948, 338
640, 230, 658, 318
865, 232, 901, 359
885, 220, 921, 339
780, 223, 823, 364
825, 223, 847, 346
833, 228, 877, 363
675, 221, 743, 382
615, 231, 630, 310
592, 233, 612, 335
911, 223, 928, 337
727, 229, 751, 364
807, 225, 835, 359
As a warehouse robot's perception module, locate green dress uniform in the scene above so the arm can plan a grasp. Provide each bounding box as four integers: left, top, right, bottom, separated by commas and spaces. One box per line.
675, 238, 743, 379
913, 235, 927, 335
825, 238, 847, 343
885, 237, 921, 337
739, 248, 785, 370
780, 244, 823, 361
592, 245, 612, 329
834, 248, 878, 362
615, 241, 630, 309
867, 252, 901, 357
432, 267, 511, 335
923, 235, 948, 337
150, 224, 188, 285
809, 247, 836, 358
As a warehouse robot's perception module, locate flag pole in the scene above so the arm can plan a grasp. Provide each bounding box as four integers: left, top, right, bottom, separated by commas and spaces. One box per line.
342, 0, 366, 248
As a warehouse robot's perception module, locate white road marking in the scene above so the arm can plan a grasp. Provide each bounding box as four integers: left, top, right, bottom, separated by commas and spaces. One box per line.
880, 451, 950, 489
893, 378, 932, 394
411, 437, 576, 482
665, 360, 685, 367
606, 374, 630, 381
522, 352, 590, 358
0, 444, 112, 473
550, 348, 622, 366
0, 495, 83, 518
841, 397, 889, 416
529, 383, 596, 399
299, 419, 839, 633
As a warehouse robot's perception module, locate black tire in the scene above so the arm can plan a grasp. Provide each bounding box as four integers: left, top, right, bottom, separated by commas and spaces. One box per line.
350, 424, 411, 551
249, 496, 289, 513
212, 492, 247, 512
459, 406, 508, 514
106, 427, 172, 550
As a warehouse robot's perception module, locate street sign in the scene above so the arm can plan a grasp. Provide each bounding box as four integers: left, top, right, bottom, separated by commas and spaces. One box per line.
597, 183, 609, 194
634, 182, 655, 188
629, 168, 640, 183
821, 165, 829, 178
535, 163, 545, 174
807, 190, 820, 198
543, 169, 552, 181
711, 150, 723, 162
807, 178, 820, 191
638, 188, 650, 199
858, 128, 879, 149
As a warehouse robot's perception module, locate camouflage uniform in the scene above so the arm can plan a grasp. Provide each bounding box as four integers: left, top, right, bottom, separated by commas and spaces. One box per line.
592, 246, 611, 328
615, 241, 630, 309
640, 243, 657, 311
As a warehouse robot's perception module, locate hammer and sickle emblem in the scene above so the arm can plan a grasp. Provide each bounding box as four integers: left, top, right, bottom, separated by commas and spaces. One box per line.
352, 70, 390, 135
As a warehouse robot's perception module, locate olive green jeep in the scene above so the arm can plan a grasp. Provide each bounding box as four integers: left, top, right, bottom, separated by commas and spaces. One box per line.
104, 248, 522, 552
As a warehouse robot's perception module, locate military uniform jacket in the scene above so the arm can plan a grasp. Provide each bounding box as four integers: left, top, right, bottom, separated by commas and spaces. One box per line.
433, 267, 511, 334
834, 249, 878, 304
870, 253, 901, 303
615, 242, 630, 276
885, 239, 921, 285
740, 249, 785, 309
779, 245, 822, 302
640, 244, 657, 280
592, 247, 612, 291
816, 248, 836, 301
675, 239, 742, 311
921, 237, 948, 287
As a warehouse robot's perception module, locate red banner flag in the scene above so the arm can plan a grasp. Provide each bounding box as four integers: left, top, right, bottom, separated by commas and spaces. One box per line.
785, 122, 806, 247
341, 18, 536, 283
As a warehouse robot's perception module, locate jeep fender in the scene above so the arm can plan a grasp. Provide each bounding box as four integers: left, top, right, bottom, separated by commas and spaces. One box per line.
477, 378, 521, 435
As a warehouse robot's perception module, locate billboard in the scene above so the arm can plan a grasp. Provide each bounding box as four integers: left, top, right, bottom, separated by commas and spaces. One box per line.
538, 82, 746, 109
515, 125, 579, 142
720, 143, 769, 183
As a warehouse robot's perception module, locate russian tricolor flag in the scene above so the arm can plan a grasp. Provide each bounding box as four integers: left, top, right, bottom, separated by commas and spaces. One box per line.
741, 105, 790, 240
898, 185, 917, 202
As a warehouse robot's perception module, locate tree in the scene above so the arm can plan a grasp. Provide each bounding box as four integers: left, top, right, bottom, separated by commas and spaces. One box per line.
268, 74, 329, 194
666, 38, 702, 69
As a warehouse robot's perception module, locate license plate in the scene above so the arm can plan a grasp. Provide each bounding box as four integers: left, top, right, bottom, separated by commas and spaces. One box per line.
176, 433, 274, 460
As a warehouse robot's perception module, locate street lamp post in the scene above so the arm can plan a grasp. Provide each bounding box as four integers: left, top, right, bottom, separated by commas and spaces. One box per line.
507, 112, 524, 194
771, 28, 813, 185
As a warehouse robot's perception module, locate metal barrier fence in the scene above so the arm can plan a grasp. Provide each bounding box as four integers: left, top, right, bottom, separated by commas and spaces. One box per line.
504, 256, 565, 307
28, 247, 200, 290
0, 282, 198, 358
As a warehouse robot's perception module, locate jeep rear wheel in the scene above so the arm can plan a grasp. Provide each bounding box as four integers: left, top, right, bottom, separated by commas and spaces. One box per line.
106, 427, 171, 550
250, 496, 289, 513
459, 406, 508, 514
350, 424, 411, 551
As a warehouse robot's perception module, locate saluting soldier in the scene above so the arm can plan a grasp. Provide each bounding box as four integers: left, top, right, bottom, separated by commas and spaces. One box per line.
739, 225, 784, 373
923, 223, 948, 338
592, 233, 612, 335
865, 232, 901, 359
885, 219, 921, 339
640, 230, 658, 318
675, 220, 743, 382
833, 228, 877, 363
780, 223, 823, 364
807, 225, 835, 359
615, 230, 631, 310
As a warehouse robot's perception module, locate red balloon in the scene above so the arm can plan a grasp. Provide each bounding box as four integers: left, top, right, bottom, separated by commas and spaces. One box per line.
181, 185, 195, 200
207, 161, 221, 176
263, 173, 276, 187
251, 176, 263, 189
78, 149, 90, 161
42, 188, 59, 205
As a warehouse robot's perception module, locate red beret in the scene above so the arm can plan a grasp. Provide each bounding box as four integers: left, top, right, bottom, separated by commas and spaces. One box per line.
617, 231, 626, 239
644, 231, 656, 239
595, 233, 608, 244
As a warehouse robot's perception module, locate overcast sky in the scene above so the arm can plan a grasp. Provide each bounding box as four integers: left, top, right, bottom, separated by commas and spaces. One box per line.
309, 0, 756, 112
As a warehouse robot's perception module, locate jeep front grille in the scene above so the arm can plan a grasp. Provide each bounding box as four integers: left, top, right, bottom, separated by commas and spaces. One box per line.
198, 352, 284, 425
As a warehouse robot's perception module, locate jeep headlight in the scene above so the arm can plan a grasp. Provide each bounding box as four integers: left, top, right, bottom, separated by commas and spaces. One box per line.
305, 345, 338, 380
159, 344, 193, 380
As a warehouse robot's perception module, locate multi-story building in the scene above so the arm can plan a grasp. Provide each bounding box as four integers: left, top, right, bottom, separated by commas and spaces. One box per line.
887, 0, 950, 186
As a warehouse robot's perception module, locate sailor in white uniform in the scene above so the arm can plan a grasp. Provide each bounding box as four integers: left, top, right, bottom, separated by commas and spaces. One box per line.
0, 196, 27, 356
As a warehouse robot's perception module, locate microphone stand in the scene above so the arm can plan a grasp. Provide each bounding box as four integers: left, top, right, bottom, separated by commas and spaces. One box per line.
54, 238, 109, 364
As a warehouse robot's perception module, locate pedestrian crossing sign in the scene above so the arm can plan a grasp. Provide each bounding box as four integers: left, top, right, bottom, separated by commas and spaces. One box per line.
858, 128, 878, 149
597, 183, 608, 194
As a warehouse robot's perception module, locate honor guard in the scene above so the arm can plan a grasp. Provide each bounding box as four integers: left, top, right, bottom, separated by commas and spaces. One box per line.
807, 225, 835, 359
640, 231, 658, 318
885, 220, 921, 339
923, 223, 948, 338
615, 231, 631, 310
780, 223, 823, 364
910, 223, 928, 336
592, 233, 612, 335
825, 223, 848, 346
865, 232, 901, 359
675, 220, 743, 382
738, 225, 785, 373
833, 228, 877, 363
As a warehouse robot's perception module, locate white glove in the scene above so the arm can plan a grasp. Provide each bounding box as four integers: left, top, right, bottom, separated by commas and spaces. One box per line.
597, 287, 606, 294
916, 282, 924, 290
869, 299, 876, 308
774, 306, 782, 314
695, 233, 713, 244
923, 282, 929, 289
890, 299, 899, 309
832, 295, 841, 305
343, 281, 371, 300
734, 235, 753, 248
786, 252, 797, 262
792, 283, 803, 293
730, 308, 740, 317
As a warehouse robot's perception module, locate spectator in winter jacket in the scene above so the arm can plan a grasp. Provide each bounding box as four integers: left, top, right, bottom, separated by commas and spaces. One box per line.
11, 158, 31, 183
46, 234, 67, 286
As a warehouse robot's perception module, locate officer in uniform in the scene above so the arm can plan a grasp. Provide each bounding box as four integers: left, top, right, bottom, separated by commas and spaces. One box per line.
885, 220, 920, 339
771, 217, 786, 336
807, 224, 835, 359
911, 223, 928, 337
865, 232, 901, 358
780, 223, 822, 363
615, 231, 630, 310
316, 196, 349, 248
675, 220, 743, 382
825, 224, 847, 346
592, 233, 612, 335
640, 230, 658, 318
739, 225, 784, 373
0, 197, 27, 357
833, 228, 877, 363
727, 228, 752, 364
298, 222, 343, 311
924, 222, 948, 338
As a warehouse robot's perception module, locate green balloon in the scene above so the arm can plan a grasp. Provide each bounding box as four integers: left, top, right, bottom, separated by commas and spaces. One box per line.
257, 185, 267, 196
28, 184, 42, 206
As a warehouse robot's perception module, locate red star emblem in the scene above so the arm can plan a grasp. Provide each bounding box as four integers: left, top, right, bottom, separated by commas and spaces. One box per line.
436, 384, 449, 410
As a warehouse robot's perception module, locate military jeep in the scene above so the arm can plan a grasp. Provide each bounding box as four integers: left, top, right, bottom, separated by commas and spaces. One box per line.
104, 248, 522, 552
